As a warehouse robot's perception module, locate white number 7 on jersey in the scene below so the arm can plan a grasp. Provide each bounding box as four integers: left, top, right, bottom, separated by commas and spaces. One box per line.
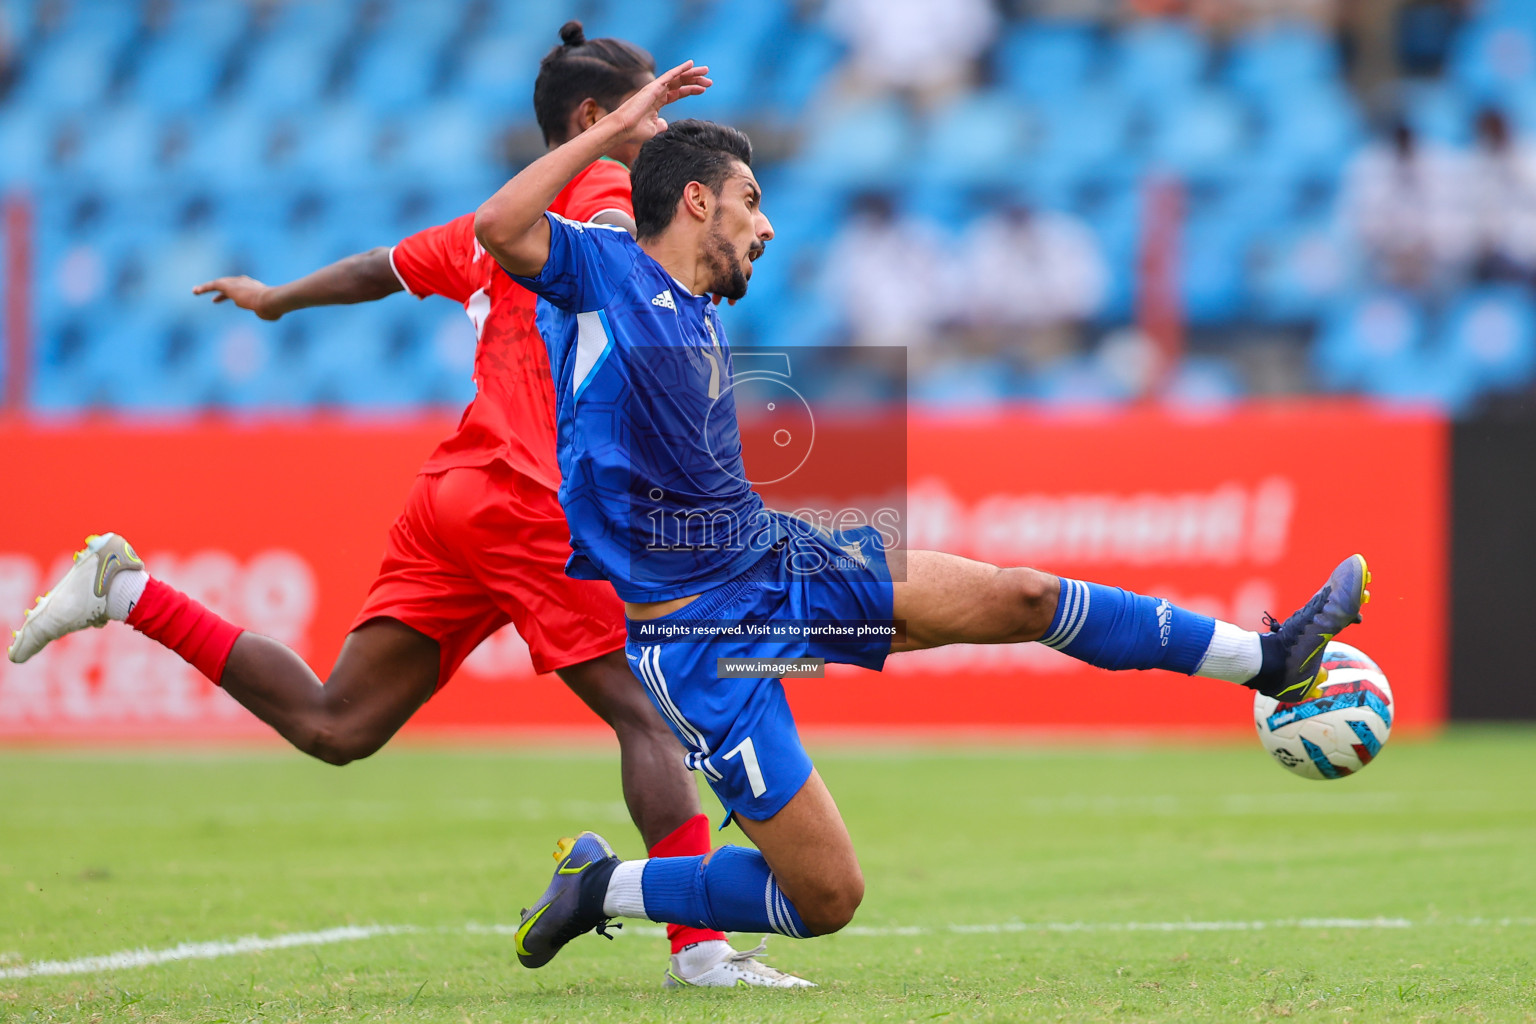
722, 737, 766, 798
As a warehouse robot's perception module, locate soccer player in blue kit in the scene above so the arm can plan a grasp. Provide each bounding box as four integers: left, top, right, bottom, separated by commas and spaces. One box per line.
472, 63, 1372, 967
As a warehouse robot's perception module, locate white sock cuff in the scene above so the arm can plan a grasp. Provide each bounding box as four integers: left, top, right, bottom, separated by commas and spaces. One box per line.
602, 859, 649, 919
106, 570, 149, 622
1193, 620, 1264, 684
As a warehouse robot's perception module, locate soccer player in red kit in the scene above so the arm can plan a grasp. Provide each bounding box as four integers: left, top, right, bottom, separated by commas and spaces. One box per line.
6, 23, 810, 989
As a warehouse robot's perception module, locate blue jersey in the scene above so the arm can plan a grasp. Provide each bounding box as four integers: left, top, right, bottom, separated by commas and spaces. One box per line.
510, 212, 780, 602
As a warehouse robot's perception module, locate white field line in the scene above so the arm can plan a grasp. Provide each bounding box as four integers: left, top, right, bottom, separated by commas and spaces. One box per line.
4, 916, 1534, 981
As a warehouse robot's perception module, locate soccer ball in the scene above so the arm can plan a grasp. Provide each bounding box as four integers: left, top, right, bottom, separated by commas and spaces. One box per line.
1253, 641, 1393, 780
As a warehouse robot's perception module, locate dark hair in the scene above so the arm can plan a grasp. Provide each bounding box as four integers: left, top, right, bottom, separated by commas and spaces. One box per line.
532, 21, 655, 145
631, 119, 754, 238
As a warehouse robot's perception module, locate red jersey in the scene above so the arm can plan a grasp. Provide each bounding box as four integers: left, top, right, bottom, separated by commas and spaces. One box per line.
389, 158, 634, 490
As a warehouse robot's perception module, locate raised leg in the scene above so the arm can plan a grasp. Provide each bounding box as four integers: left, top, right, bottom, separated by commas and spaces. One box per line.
220, 618, 441, 765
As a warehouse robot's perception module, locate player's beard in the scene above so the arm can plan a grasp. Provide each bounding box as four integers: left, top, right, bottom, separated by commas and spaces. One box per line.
703, 225, 761, 302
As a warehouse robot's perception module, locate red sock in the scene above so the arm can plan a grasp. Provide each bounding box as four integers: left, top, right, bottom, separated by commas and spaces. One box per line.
126, 577, 245, 686
649, 814, 728, 954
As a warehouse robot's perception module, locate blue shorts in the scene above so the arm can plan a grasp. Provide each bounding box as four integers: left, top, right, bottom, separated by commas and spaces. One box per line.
625, 513, 894, 824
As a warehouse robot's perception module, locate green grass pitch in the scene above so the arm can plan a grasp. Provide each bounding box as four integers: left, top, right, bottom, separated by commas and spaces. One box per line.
2, 729, 1534, 1023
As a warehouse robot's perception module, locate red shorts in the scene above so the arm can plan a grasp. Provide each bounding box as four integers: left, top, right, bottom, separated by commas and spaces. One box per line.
351, 462, 627, 687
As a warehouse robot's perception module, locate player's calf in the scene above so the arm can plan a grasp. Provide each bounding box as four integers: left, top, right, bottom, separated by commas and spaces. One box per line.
893, 555, 1058, 651
778, 866, 864, 936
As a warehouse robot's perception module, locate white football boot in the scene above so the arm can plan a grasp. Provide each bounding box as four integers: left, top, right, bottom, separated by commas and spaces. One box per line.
6, 533, 144, 664
662, 939, 816, 989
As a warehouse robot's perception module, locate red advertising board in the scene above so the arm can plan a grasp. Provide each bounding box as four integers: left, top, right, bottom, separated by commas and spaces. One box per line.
0, 403, 1445, 741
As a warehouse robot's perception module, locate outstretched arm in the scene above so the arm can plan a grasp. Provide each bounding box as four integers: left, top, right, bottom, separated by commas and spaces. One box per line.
474, 60, 710, 277
192, 247, 403, 321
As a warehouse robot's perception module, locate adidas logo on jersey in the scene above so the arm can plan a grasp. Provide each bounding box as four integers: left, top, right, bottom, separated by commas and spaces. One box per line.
651, 290, 676, 310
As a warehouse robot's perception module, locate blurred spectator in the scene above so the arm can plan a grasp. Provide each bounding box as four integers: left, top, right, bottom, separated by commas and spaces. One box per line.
1467, 107, 1536, 284
823, 192, 952, 361
1339, 118, 1471, 291
952, 198, 1109, 367
824, 0, 998, 104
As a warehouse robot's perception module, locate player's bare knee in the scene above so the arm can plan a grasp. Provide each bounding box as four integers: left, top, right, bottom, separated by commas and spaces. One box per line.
796, 874, 865, 935
786, 862, 865, 935
558, 655, 670, 735
300, 718, 387, 766
585, 682, 666, 740
1007, 568, 1058, 640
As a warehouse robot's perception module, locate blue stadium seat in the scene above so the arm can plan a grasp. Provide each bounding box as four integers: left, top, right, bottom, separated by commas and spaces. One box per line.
346, 25, 454, 113
474, 0, 547, 37
1163, 356, 1245, 407
0, 107, 55, 187
172, 104, 279, 188
130, 228, 234, 321
1030, 356, 1134, 407
67, 105, 165, 189
132, 29, 237, 111
1034, 89, 1135, 179
1146, 89, 1249, 176
0, 0, 42, 44
1481, 0, 1536, 31
65, 312, 205, 413
293, 303, 438, 411
1452, 20, 1536, 100
1359, 354, 1477, 414
374, 103, 500, 188
914, 91, 1034, 189
657, 1, 787, 119
912, 359, 1018, 408
1181, 220, 1249, 325
1400, 80, 1474, 147
31, 313, 155, 414
1071, 181, 1141, 320
1436, 287, 1536, 393
994, 21, 1100, 102
377, 0, 466, 36
236, 34, 340, 113
586, 0, 678, 57
790, 98, 917, 190
1202, 171, 1296, 239
131, 4, 249, 112
16, 0, 140, 50
257, 0, 357, 49
1248, 221, 1356, 324
1225, 22, 1338, 99
764, 24, 845, 117
1314, 291, 1425, 390
453, 32, 543, 114
1253, 83, 1361, 179
1500, 80, 1536, 137
156, 1, 252, 42
233, 224, 362, 289
13, 25, 123, 112
769, 278, 841, 349
287, 104, 382, 187
1108, 20, 1207, 102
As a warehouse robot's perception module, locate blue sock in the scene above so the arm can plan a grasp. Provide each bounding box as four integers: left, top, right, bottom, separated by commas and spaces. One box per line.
641, 846, 809, 939
1041, 578, 1216, 674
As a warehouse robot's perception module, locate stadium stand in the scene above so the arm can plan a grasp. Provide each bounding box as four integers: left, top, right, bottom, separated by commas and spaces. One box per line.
0, 0, 1532, 413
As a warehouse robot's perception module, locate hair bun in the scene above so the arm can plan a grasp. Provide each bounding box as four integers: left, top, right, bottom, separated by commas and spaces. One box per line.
559, 20, 586, 47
